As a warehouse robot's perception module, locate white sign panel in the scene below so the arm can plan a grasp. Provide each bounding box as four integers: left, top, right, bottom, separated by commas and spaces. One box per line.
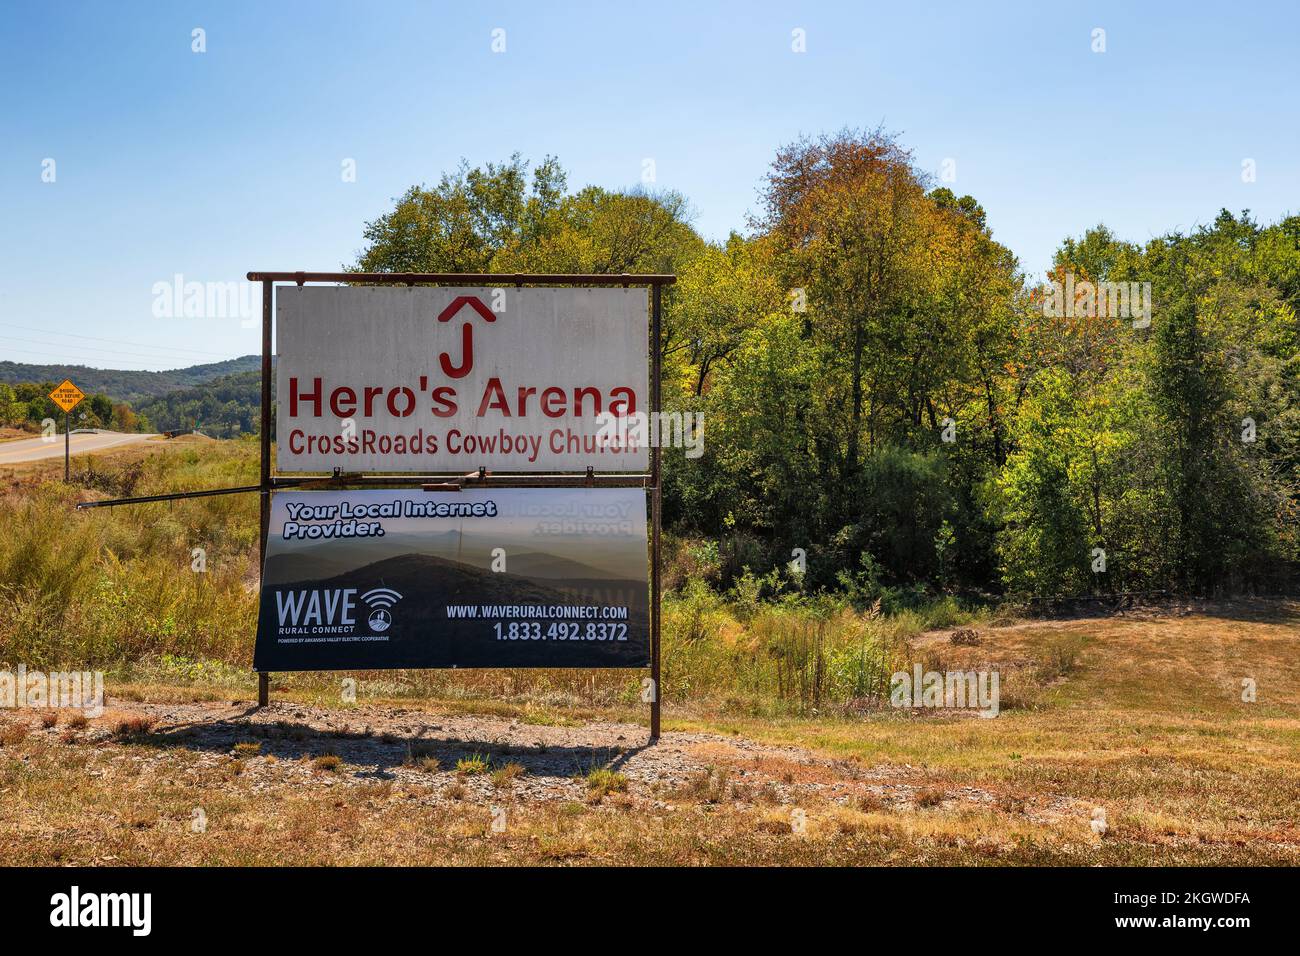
275, 286, 649, 473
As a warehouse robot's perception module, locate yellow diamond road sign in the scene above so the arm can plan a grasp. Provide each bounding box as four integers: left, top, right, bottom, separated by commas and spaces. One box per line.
49, 379, 85, 414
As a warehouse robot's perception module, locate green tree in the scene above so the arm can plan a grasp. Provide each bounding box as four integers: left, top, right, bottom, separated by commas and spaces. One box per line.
352, 154, 568, 273
0, 383, 16, 426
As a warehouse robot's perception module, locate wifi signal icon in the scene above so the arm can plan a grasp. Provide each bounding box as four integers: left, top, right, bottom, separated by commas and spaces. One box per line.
361, 588, 403, 609
361, 588, 402, 634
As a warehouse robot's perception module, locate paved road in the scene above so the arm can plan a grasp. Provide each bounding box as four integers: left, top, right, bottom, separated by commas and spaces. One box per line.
0, 431, 160, 465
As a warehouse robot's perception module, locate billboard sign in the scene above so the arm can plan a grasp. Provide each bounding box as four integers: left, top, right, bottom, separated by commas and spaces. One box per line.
275, 286, 649, 473
253, 487, 649, 671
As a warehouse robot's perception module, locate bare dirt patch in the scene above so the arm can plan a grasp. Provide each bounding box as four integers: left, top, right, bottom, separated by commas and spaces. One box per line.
14, 697, 1037, 818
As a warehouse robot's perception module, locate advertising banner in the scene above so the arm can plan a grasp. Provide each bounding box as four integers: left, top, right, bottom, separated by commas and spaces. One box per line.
253, 488, 649, 671
275, 286, 649, 473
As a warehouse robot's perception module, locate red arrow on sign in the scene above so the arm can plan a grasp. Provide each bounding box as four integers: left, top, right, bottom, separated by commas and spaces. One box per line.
436, 295, 496, 379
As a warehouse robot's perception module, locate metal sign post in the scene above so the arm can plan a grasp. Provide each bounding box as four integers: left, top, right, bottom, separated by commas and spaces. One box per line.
48, 379, 85, 483
257, 279, 273, 708
650, 282, 662, 740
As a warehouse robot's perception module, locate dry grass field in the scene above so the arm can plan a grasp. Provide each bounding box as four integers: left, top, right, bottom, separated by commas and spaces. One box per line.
2, 600, 1297, 866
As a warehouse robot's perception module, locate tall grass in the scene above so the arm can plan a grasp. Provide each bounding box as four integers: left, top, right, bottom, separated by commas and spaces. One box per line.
0, 440, 980, 717
661, 585, 947, 716
0, 442, 259, 669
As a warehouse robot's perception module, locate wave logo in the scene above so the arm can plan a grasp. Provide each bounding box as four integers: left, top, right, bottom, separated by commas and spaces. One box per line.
361, 588, 402, 633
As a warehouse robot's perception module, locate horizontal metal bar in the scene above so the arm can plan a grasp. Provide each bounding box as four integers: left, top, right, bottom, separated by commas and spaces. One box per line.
74, 474, 656, 508
246, 271, 675, 286
273, 474, 652, 489
75, 485, 262, 509
271, 472, 653, 483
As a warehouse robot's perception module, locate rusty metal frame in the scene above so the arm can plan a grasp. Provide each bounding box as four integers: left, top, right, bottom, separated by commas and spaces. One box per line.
74, 271, 671, 740
76, 485, 262, 508
253, 272, 669, 739
247, 271, 676, 287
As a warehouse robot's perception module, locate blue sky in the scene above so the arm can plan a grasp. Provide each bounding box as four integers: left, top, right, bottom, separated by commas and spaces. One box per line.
1, 0, 1297, 371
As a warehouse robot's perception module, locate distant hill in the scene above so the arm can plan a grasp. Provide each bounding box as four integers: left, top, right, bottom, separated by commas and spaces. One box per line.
0, 355, 259, 405
134, 369, 261, 438
506, 551, 629, 580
